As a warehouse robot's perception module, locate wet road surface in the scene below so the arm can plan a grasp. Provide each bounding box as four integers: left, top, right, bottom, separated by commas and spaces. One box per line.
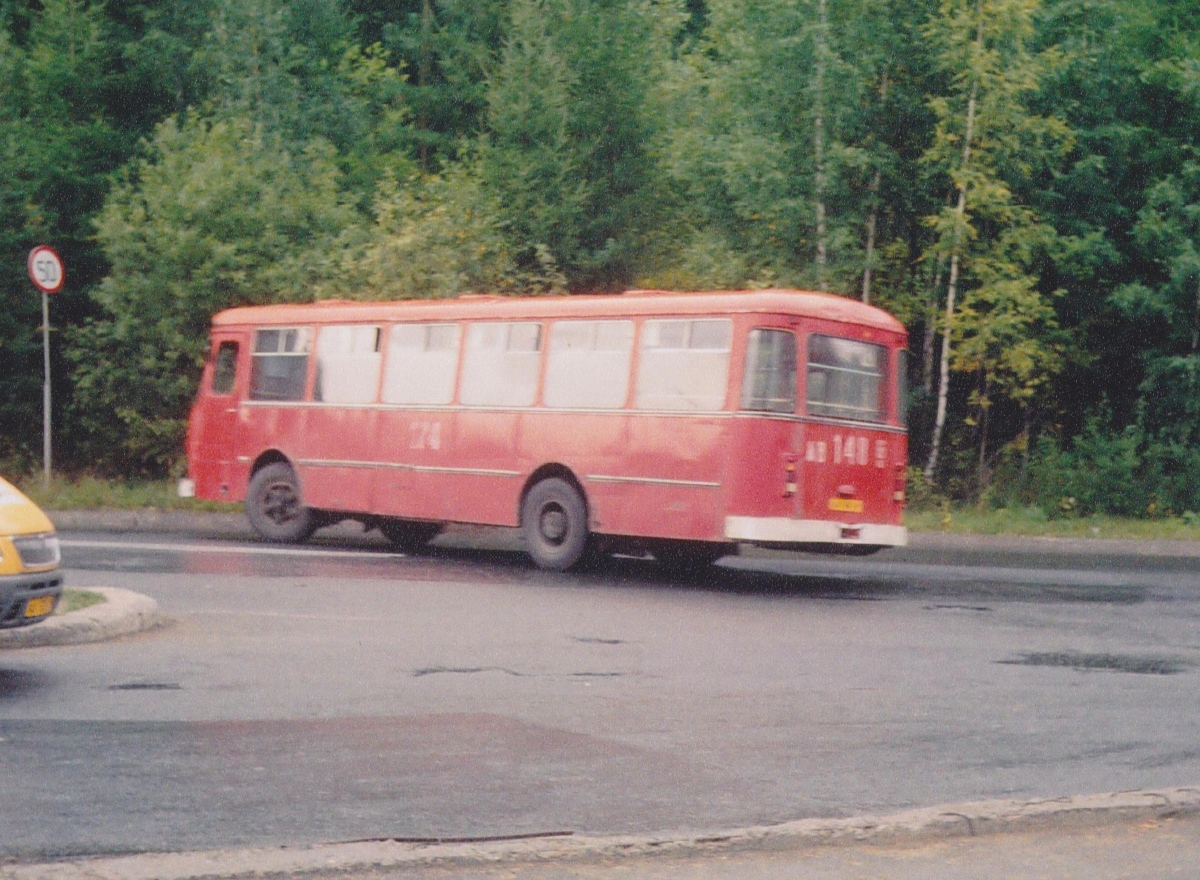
2, 531, 1198, 859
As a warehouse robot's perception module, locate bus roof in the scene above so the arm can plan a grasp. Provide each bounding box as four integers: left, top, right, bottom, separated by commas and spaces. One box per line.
211, 289, 906, 335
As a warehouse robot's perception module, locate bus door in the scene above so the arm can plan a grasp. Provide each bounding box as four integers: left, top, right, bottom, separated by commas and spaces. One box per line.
802, 333, 893, 527
739, 326, 805, 520
192, 335, 243, 498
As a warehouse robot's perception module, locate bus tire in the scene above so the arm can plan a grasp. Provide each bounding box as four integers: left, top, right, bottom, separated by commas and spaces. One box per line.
522, 478, 589, 571
380, 519, 442, 554
246, 463, 316, 543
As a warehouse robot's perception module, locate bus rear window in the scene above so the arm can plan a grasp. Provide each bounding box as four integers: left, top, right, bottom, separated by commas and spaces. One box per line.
806, 335, 885, 423
250, 327, 312, 402
741, 329, 796, 413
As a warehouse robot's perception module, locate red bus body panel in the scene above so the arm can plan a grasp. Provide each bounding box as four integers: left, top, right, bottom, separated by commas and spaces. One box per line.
184, 289, 908, 550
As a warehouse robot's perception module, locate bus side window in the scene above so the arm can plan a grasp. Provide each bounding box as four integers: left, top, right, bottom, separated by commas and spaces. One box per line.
382, 323, 461, 406
314, 324, 382, 404
544, 320, 634, 409
250, 327, 312, 402
460, 322, 542, 407
635, 318, 732, 411
211, 341, 239, 395
741, 329, 796, 413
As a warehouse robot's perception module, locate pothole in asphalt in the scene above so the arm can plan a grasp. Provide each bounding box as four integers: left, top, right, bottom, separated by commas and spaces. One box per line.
108, 682, 183, 691
570, 671, 623, 678
571, 636, 628, 645
411, 666, 624, 679
412, 666, 526, 677
998, 651, 1194, 675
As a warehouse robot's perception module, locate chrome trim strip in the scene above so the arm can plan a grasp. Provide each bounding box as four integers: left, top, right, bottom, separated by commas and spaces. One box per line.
586, 474, 721, 489
296, 458, 386, 470
410, 464, 520, 478
295, 458, 519, 479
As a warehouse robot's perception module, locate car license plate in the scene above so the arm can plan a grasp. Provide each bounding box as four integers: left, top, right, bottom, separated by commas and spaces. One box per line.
24, 595, 55, 618
828, 497, 864, 513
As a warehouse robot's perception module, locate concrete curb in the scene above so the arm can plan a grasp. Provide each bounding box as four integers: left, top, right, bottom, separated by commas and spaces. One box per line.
0, 587, 164, 650
49, 509, 249, 538
3, 787, 1198, 880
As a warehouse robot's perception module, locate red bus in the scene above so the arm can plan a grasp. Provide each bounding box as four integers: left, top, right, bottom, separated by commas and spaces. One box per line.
181, 289, 909, 570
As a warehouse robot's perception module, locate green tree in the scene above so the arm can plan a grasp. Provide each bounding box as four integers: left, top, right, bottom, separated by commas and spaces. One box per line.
481, 0, 684, 290
0, 0, 125, 465
1031, 0, 1200, 436
196, 0, 411, 203
72, 115, 358, 473
325, 162, 564, 300
1112, 165, 1200, 446
921, 0, 1070, 483
673, 0, 931, 293
349, 0, 508, 169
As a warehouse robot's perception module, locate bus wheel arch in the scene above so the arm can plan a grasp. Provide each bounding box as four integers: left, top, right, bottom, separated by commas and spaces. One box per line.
245, 457, 316, 544
520, 467, 590, 571
249, 449, 292, 479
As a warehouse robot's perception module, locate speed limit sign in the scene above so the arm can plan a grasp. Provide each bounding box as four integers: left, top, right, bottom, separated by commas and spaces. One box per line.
28, 245, 64, 487
28, 245, 64, 294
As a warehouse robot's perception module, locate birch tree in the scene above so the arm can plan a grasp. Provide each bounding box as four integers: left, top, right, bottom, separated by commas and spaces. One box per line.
921, 0, 1069, 482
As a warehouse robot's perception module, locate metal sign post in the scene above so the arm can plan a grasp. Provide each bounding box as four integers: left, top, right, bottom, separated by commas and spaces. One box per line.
28, 246, 64, 488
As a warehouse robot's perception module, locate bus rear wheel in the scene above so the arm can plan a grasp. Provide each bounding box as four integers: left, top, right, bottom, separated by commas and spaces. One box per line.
246, 463, 316, 543
522, 478, 589, 571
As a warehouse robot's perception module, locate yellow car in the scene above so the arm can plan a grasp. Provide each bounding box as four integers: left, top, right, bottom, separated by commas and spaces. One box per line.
0, 476, 63, 628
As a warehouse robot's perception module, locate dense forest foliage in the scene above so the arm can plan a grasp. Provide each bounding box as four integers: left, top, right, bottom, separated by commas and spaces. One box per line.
2, 0, 1199, 517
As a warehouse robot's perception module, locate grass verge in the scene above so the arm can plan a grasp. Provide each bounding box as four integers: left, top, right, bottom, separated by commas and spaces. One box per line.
55, 589, 107, 615
905, 507, 1200, 541
15, 475, 235, 513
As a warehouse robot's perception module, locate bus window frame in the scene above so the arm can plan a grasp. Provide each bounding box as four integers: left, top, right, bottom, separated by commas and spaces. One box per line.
804, 332, 888, 424
249, 326, 313, 403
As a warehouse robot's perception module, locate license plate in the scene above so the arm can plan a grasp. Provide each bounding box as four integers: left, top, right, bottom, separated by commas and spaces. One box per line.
24, 595, 56, 618
828, 498, 864, 514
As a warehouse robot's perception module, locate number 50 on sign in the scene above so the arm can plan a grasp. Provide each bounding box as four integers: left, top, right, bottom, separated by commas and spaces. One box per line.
28, 246, 64, 293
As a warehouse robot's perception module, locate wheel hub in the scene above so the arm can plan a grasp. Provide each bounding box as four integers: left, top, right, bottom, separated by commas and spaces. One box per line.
539, 506, 567, 544
263, 484, 299, 524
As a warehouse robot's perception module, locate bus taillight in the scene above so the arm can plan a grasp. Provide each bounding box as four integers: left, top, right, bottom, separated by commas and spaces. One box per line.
893, 465, 906, 505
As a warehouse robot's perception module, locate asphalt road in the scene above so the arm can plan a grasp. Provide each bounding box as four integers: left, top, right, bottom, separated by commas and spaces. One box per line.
2, 529, 1199, 860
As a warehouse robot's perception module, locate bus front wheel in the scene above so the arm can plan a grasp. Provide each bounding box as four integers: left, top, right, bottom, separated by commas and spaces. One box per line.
522, 478, 589, 571
246, 463, 316, 543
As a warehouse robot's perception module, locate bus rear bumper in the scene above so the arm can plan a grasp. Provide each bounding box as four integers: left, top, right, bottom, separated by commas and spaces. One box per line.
724, 516, 908, 549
